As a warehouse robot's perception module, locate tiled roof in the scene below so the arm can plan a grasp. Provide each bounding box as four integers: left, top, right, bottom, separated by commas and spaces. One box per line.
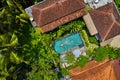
69, 59, 120, 80
89, 2, 120, 41
30, 0, 86, 33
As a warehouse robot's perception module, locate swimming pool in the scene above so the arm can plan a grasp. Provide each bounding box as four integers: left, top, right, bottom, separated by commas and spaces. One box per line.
53, 32, 84, 54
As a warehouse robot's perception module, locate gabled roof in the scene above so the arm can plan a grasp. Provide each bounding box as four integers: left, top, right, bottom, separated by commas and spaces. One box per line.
69, 59, 120, 80
28, 0, 86, 33
89, 2, 120, 41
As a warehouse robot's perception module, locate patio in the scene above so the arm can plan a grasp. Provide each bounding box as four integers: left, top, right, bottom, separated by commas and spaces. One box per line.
60, 46, 86, 68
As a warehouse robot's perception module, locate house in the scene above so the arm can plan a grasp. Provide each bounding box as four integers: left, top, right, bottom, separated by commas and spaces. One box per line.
25, 0, 86, 33
69, 59, 120, 80
83, 2, 120, 46
24, 1, 120, 78
25, 0, 120, 47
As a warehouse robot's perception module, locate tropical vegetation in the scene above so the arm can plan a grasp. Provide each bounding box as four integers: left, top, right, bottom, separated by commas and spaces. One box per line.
0, 0, 120, 80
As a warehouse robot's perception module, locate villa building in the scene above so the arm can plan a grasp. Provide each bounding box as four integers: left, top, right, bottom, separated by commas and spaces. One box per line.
25, 0, 120, 79
25, 0, 120, 47
25, 0, 86, 33
83, 1, 120, 47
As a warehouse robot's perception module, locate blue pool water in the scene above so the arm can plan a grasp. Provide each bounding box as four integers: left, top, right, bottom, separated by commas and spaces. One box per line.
53, 32, 84, 54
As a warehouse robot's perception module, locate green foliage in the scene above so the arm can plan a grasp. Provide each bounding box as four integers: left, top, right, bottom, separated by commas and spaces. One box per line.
93, 46, 109, 61
27, 64, 58, 80
77, 55, 89, 68
61, 68, 69, 77
115, 0, 120, 12
55, 19, 85, 39
0, 0, 120, 79
92, 46, 120, 61
25, 18, 86, 79
85, 5, 91, 13
89, 36, 98, 45
10, 33, 18, 46
10, 52, 24, 64
65, 53, 75, 64
1, 0, 59, 79
81, 30, 90, 46
0, 56, 9, 79
116, 50, 120, 60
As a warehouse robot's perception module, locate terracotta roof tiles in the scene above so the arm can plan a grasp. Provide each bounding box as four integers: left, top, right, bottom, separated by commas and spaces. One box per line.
69, 59, 120, 80
27, 1, 120, 41
105, 22, 120, 40
89, 2, 120, 41
30, 0, 86, 32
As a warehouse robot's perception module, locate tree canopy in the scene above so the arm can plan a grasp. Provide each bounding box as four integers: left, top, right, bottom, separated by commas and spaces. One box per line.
0, 0, 120, 80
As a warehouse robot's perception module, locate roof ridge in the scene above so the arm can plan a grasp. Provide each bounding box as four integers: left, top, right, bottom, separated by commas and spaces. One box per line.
99, 11, 112, 16
38, 0, 86, 27
115, 21, 120, 28
111, 13, 116, 22
71, 60, 110, 77
41, 3, 56, 11
41, 7, 85, 27
103, 22, 115, 41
